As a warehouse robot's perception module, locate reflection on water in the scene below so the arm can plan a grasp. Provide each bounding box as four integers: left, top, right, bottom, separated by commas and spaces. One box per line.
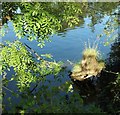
2, 2, 119, 113
2, 16, 112, 111
3, 16, 111, 63
97, 36, 120, 113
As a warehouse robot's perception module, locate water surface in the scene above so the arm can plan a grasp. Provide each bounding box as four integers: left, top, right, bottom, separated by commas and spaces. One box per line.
3, 16, 111, 63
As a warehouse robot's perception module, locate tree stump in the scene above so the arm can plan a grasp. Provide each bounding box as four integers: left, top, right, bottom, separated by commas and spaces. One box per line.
70, 48, 105, 81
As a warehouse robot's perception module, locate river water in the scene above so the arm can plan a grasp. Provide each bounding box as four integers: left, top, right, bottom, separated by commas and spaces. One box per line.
2, 15, 113, 112
3, 16, 111, 63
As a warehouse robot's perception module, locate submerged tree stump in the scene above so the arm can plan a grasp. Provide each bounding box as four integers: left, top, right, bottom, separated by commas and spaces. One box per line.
70, 48, 105, 81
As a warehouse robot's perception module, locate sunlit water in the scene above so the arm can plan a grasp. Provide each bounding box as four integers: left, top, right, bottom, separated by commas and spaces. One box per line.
2, 16, 113, 110
3, 16, 111, 62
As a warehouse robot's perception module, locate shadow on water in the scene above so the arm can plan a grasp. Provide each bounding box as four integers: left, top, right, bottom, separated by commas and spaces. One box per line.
70, 36, 120, 114
97, 36, 120, 114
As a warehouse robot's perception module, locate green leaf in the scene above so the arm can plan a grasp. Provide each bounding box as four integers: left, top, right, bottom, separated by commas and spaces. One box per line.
36, 23, 40, 28
10, 77, 14, 81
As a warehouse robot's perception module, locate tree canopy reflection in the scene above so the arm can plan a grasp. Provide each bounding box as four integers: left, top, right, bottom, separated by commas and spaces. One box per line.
2, 2, 119, 46
1, 2, 120, 114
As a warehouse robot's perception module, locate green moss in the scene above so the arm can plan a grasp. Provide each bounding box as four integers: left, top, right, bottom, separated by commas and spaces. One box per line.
72, 64, 81, 72
99, 61, 105, 69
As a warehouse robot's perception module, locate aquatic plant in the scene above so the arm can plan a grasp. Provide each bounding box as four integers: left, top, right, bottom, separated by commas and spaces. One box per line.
83, 41, 99, 57
71, 41, 105, 81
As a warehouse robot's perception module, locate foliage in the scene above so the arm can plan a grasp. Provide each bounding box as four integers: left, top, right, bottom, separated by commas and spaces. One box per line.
1, 40, 61, 92
0, 40, 102, 113
2, 2, 84, 47
2, 2, 119, 45
97, 37, 120, 114
1, 2, 119, 114
3, 79, 102, 113
87, 2, 119, 33
97, 73, 120, 114
96, 4, 119, 45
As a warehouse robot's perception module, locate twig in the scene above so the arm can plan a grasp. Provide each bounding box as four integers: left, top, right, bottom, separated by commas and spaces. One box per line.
103, 70, 119, 75
67, 60, 74, 65
88, 5, 104, 12
24, 43, 43, 60
2, 86, 19, 97
30, 83, 39, 93
70, 69, 119, 81
30, 72, 53, 93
